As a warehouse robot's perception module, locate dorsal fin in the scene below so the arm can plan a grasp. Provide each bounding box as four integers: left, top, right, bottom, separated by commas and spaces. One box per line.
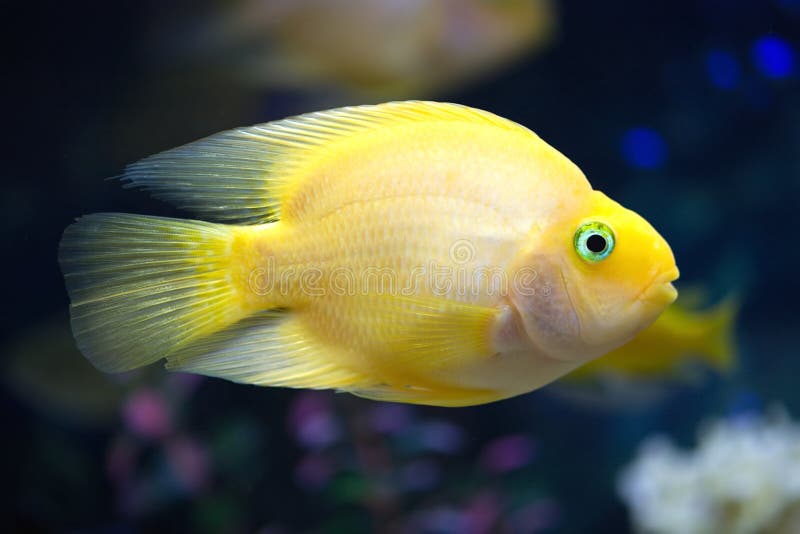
122, 101, 533, 224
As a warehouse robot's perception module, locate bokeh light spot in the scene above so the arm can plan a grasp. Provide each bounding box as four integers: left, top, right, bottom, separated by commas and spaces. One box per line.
122, 389, 171, 440
706, 50, 741, 90
621, 128, 667, 169
481, 434, 536, 473
752, 36, 795, 79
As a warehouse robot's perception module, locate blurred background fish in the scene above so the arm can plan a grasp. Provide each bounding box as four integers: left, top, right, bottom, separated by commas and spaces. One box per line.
3, 314, 136, 427
154, 0, 558, 100
547, 291, 738, 410
575, 293, 737, 380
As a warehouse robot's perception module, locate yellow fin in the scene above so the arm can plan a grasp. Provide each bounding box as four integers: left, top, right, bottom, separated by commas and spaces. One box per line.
701, 296, 739, 374
364, 294, 499, 373
122, 101, 532, 224
166, 312, 371, 390
59, 214, 246, 372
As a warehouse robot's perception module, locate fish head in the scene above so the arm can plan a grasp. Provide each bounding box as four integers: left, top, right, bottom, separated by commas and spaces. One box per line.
509, 190, 678, 363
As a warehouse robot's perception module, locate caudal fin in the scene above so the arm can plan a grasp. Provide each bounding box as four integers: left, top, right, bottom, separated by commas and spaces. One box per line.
58, 213, 249, 373
701, 297, 739, 374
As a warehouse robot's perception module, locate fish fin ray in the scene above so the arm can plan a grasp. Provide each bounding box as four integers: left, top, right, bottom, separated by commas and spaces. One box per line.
166, 312, 372, 390
702, 296, 739, 374
59, 213, 247, 372
121, 101, 533, 224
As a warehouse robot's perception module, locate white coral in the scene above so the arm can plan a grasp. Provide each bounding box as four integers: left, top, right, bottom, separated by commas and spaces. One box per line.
618, 408, 800, 534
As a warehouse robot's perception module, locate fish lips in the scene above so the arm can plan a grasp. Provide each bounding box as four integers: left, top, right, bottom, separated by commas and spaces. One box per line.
637, 267, 680, 307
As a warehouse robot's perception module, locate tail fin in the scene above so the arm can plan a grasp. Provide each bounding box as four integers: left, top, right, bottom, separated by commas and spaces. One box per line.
58, 213, 251, 373
701, 296, 739, 374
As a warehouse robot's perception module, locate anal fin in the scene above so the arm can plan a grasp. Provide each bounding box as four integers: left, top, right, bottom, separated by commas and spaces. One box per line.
166, 311, 371, 390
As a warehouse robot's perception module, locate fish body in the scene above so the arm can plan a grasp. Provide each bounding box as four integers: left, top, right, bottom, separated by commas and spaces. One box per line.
59, 102, 678, 406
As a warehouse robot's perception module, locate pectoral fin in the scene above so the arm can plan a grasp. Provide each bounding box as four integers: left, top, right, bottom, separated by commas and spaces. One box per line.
364, 294, 500, 372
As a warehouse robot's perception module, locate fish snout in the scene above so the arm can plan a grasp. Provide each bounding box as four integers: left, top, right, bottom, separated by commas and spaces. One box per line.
639, 267, 679, 306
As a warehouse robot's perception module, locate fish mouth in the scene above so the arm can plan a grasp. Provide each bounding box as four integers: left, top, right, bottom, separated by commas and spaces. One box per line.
638, 266, 680, 306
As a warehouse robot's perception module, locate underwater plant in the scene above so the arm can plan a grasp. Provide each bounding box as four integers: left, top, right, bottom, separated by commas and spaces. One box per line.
618, 407, 800, 534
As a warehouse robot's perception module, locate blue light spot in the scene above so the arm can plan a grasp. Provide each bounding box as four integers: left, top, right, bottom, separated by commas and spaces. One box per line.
706, 50, 741, 90
752, 36, 795, 79
621, 128, 667, 169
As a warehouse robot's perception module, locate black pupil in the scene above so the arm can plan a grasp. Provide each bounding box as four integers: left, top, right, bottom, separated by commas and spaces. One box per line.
586, 233, 607, 253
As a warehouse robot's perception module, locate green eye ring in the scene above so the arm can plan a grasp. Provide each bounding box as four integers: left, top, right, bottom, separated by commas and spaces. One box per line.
574, 221, 615, 262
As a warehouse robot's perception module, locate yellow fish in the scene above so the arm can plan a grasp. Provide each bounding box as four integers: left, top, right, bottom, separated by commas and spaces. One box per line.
565, 296, 737, 382
169, 0, 557, 99
59, 101, 678, 407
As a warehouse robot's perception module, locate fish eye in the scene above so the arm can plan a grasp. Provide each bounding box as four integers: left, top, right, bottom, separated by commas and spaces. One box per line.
574, 221, 615, 262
